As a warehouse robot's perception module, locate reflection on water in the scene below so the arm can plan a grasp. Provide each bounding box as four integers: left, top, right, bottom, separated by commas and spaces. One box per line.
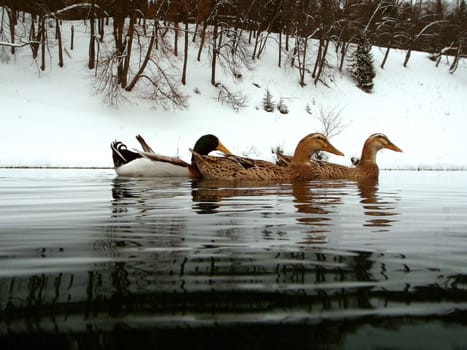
1, 169, 467, 349
292, 181, 349, 243
358, 180, 400, 230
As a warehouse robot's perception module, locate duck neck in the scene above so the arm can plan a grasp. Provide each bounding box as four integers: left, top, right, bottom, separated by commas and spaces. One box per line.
359, 143, 378, 166
292, 147, 314, 164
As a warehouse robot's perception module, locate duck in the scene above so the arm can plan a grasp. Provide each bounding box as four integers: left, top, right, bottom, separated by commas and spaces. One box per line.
111, 134, 232, 177
190, 133, 344, 181
308, 133, 403, 181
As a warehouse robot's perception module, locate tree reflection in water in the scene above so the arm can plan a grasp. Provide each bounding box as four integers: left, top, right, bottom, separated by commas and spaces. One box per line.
0, 176, 465, 349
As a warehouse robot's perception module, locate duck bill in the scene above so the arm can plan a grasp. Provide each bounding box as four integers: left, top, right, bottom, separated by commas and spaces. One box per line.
216, 141, 233, 155
325, 142, 345, 157
386, 142, 403, 153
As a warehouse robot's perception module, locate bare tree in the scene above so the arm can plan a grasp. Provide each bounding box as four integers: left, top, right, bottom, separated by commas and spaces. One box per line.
375, 1, 401, 68
393, 1, 447, 68
446, 0, 467, 73
95, 3, 188, 109
335, 0, 360, 72
312, 0, 337, 86
316, 105, 346, 139
313, 104, 347, 161
208, 0, 254, 86
216, 83, 247, 111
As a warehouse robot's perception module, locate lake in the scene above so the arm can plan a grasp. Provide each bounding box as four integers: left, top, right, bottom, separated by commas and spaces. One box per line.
1, 169, 466, 349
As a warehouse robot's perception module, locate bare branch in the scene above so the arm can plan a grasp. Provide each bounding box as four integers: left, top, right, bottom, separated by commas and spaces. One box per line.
216, 83, 248, 111
0, 39, 40, 48
316, 105, 347, 139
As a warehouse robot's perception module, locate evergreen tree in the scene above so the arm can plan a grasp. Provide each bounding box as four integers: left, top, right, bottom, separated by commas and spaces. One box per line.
263, 89, 275, 112
277, 98, 289, 114
348, 32, 375, 93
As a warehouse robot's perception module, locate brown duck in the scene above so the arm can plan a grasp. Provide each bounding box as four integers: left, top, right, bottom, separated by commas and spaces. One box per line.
190, 133, 344, 181
323, 133, 402, 180
276, 133, 402, 181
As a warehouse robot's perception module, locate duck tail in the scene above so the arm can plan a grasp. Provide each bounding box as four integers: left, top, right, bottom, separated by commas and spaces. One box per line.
110, 141, 142, 168
136, 134, 155, 153
273, 147, 292, 167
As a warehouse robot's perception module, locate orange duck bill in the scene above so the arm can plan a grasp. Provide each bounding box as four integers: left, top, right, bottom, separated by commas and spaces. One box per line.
216, 141, 232, 155
323, 140, 345, 157
385, 140, 403, 153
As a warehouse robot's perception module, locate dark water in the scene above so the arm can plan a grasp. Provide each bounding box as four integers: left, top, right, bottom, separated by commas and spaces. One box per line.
1, 169, 466, 349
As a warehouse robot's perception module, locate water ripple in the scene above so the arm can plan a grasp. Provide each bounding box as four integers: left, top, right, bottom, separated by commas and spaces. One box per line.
1, 169, 467, 345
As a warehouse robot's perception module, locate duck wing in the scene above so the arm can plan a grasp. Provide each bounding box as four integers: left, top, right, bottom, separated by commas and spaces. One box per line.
140, 151, 190, 168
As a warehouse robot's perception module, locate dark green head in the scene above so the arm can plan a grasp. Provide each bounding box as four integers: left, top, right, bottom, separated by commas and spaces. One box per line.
192, 134, 232, 155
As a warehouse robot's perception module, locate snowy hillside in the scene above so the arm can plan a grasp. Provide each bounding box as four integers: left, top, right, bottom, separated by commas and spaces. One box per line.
1, 20, 466, 170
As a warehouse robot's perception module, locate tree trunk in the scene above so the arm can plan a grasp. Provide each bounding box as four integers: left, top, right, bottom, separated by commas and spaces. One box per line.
314, 39, 330, 85
290, 35, 298, 68
257, 31, 270, 59
181, 21, 188, 85
192, 22, 198, 43
0, 6, 4, 34
174, 22, 178, 56
88, 0, 96, 70
211, 20, 219, 86
435, 51, 442, 67
7, 6, 16, 55
449, 45, 461, 73
70, 24, 74, 50
312, 37, 324, 78
56, 18, 64, 67
98, 17, 104, 42
278, 31, 282, 68
40, 16, 46, 71
113, 0, 126, 87
126, 24, 157, 91
403, 40, 413, 68
121, 6, 136, 88
30, 15, 39, 58
338, 41, 348, 72
252, 26, 261, 60
298, 37, 307, 87
197, 22, 206, 62
114, 37, 124, 86
381, 45, 391, 69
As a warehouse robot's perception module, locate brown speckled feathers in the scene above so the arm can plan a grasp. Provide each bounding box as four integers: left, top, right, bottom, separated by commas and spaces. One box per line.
274, 133, 402, 181
191, 133, 345, 181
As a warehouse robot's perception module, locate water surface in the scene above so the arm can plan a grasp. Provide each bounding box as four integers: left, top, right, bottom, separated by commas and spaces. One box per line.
0, 169, 466, 349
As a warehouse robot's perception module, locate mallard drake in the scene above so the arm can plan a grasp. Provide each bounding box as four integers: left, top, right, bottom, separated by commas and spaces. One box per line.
111, 134, 232, 177
313, 133, 402, 181
190, 133, 344, 181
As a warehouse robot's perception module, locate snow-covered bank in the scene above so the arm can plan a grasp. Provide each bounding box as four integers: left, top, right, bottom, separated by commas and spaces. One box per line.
1, 21, 466, 170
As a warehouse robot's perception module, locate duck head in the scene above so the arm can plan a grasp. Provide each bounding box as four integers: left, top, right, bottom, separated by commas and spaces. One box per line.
360, 133, 403, 163
193, 134, 232, 156
292, 133, 344, 163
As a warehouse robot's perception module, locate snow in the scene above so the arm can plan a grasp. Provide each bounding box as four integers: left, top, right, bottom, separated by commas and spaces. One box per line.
1, 20, 466, 170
